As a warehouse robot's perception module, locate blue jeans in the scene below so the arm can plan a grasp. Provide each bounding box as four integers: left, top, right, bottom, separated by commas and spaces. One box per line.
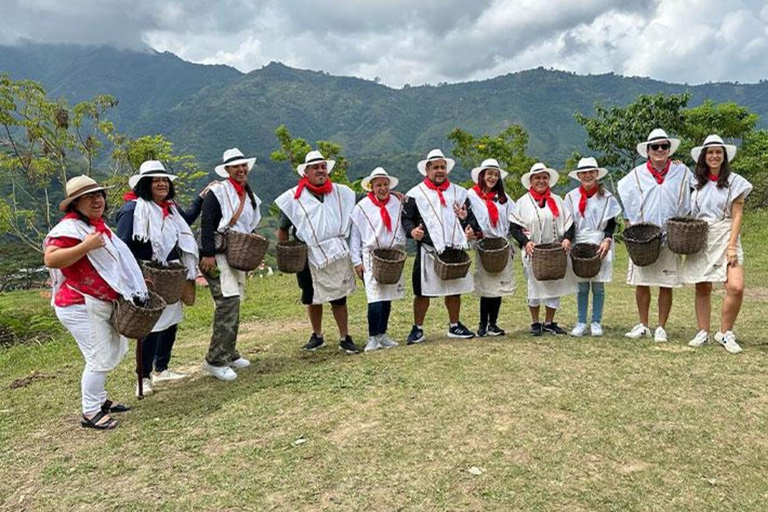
577, 282, 605, 324
367, 301, 392, 336
137, 324, 178, 378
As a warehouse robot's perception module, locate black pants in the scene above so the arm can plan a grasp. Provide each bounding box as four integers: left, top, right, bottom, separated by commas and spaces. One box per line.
479, 297, 502, 327
137, 324, 178, 378
367, 301, 392, 336
297, 263, 347, 306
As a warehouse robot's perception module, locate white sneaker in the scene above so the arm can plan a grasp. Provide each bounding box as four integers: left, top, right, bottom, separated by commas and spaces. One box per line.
590, 323, 603, 337
152, 369, 189, 383
625, 324, 651, 339
378, 333, 399, 349
136, 377, 153, 397
364, 336, 381, 352
228, 357, 251, 369
715, 331, 743, 354
688, 330, 709, 348
202, 362, 238, 381
654, 326, 668, 343
570, 323, 588, 337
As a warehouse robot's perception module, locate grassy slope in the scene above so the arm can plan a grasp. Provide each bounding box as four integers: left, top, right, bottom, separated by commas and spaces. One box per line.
1, 210, 768, 511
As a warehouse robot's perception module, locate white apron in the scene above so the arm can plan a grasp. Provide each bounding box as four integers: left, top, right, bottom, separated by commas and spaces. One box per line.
361, 247, 406, 302
420, 244, 475, 297
682, 219, 744, 283
150, 258, 185, 332
467, 188, 516, 297
309, 256, 356, 304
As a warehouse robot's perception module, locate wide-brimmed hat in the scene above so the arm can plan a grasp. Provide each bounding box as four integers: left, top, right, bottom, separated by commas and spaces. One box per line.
214, 148, 256, 178
128, 160, 178, 189
417, 149, 455, 176
361, 167, 399, 191
58, 175, 113, 212
637, 128, 681, 158
521, 162, 559, 189
297, 150, 336, 177
471, 158, 508, 184
691, 134, 737, 162
568, 157, 608, 181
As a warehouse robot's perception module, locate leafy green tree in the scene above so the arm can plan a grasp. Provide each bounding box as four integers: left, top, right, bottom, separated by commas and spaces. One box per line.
270, 124, 352, 186
731, 130, 768, 209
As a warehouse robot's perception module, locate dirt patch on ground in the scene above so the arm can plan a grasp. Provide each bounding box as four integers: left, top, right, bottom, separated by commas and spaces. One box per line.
8, 371, 56, 389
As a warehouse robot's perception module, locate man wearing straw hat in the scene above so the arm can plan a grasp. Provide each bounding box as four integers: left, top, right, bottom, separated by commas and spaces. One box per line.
275, 150, 360, 354
199, 148, 261, 381
401, 149, 479, 344
617, 129, 693, 343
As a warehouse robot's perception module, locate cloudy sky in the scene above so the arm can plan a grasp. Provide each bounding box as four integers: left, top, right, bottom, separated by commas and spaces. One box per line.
2, 0, 768, 87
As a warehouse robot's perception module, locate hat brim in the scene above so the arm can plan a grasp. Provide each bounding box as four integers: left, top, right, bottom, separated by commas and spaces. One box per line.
361, 175, 399, 191
215, 157, 256, 178
568, 167, 608, 181
471, 166, 508, 184
691, 144, 737, 163
297, 159, 336, 177
58, 185, 113, 212
521, 168, 559, 189
417, 157, 455, 176
637, 138, 681, 158
128, 172, 178, 189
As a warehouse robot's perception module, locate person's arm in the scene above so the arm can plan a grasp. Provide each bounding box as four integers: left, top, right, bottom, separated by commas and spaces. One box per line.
462, 198, 482, 234
727, 197, 746, 266
115, 202, 135, 246
509, 222, 530, 249
277, 210, 292, 243
200, 193, 222, 258
597, 217, 617, 258
176, 195, 204, 226
44, 233, 105, 269
350, 223, 364, 279
563, 223, 575, 242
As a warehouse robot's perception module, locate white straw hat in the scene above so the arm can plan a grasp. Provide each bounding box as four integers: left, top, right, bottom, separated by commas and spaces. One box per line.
58, 175, 113, 211
214, 148, 256, 178
521, 162, 559, 189
568, 157, 608, 181
296, 150, 336, 177
361, 167, 399, 191
471, 158, 508, 183
636, 128, 681, 158
691, 134, 737, 162
128, 160, 177, 189
417, 149, 455, 176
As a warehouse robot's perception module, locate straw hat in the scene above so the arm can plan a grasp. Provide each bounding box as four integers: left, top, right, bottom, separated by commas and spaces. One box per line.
214, 148, 256, 178
58, 175, 112, 212
521, 162, 559, 189
128, 160, 177, 189
691, 134, 737, 162
636, 128, 681, 158
361, 167, 399, 191
471, 158, 508, 183
297, 150, 336, 177
417, 149, 455, 176
568, 157, 608, 181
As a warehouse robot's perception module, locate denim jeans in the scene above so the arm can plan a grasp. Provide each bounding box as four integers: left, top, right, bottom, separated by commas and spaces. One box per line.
577, 282, 605, 323
367, 301, 392, 336
137, 324, 178, 378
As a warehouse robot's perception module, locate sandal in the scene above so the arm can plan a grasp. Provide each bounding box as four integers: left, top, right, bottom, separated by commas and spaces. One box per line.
101, 400, 131, 414
80, 410, 118, 430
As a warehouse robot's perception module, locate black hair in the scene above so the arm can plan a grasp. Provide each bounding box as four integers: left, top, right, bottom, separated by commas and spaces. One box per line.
694, 146, 731, 190
478, 169, 508, 204
65, 191, 109, 221
133, 176, 176, 201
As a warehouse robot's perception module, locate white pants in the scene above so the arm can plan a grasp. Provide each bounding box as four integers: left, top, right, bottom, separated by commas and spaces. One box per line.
528, 297, 560, 309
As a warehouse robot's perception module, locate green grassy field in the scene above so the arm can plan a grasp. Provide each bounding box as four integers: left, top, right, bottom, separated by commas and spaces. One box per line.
2, 210, 768, 511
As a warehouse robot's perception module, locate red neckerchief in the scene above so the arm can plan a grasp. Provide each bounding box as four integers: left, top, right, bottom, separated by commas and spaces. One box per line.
64, 212, 112, 239
529, 187, 560, 218
367, 192, 392, 232
423, 178, 450, 207
123, 191, 173, 218
228, 177, 246, 198
294, 177, 334, 199
578, 185, 598, 217
646, 160, 671, 185
472, 184, 499, 227
709, 173, 720, 182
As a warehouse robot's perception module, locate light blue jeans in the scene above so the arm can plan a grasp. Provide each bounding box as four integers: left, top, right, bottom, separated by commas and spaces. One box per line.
577, 282, 605, 324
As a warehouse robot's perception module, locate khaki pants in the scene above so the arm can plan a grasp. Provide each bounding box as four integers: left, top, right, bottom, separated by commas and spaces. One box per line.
205, 275, 242, 366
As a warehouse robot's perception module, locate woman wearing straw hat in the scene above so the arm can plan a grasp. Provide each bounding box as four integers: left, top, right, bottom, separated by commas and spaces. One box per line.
683, 135, 752, 354
44, 175, 149, 430
275, 150, 360, 354
617, 128, 693, 343
509, 163, 576, 336
116, 160, 207, 395
198, 148, 262, 381
350, 167, 406, 352
563, 157, 622, 337
467, 158, 516, 337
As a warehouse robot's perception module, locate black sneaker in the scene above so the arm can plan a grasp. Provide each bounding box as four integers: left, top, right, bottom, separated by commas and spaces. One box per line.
530, 322, 543, 336
477, 324, 488, 338
302, 333, 325, 351
339, 336, 361, 354
447, 322, 475, 339
543, 322, 567, 335
406, 325, 425, 345
487, 324, 506, 337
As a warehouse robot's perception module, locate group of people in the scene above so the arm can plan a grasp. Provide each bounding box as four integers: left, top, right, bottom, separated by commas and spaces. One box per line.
43, 128, 752, 430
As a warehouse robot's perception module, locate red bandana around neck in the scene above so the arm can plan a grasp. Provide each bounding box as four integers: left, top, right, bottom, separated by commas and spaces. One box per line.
529, 187, 560, 218
64, 212, 112, 239
367, 192, 392, 232
472, 185, 499, 227
228, 177, 246, 198
294, 177, 334, 199
123, 191, 174, 218
578, 185, 598, 217
646, 160, 671, 185
709, 173, 720, 182
423, 178, 450, 207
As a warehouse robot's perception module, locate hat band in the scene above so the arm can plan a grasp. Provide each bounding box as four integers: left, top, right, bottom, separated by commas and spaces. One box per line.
140, 169, 171, 177
647, 136, 670, 143
223, 155, 248, 165
66, 183, 103, 200
427, 156, 446, 161
702, 141, 725, 147
577, 165, 598, 171
482, 165, 500, 170
305, 157, 326, 164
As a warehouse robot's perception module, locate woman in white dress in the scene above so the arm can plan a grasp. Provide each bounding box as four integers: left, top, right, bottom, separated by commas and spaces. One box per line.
683, 135, 752, 354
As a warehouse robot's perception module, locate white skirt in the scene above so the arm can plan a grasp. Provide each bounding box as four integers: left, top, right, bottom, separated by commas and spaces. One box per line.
420, 244, 474, 297
361, 247, 405, 303
522, 253, 578, 301
309, 255, 356, 304
626, 244, 682, 288
473, 245, 516, 298
682, 219, 744, 284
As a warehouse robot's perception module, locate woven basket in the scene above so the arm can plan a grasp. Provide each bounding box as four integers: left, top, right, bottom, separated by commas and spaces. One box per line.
225, 232, 269, 271
532, 243, 567, 281
141, 261, 187, 305
372, 248, 407, 285
111, 291, 166, 339
181, 280, 196, 306
477, 237, 510, 273
623, 223, 662, 267
276, 240, 308, 273
570, 243, 602, 279
666, 217, 708, 255
433, 248, 472, 280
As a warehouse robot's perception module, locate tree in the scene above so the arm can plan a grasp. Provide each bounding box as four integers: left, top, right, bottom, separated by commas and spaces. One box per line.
732, 130, 768, 209
677, 100, 758, 164
270, 124, 354, 186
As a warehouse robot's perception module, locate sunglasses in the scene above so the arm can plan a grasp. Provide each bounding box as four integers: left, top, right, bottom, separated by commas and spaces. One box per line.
648, 143, 671, 151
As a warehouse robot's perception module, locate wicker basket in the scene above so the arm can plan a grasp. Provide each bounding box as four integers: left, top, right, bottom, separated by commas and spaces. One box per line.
570, 243, 602, 279
276, 240, 308, 273
477, 237, 510, 273
433, 248, 472, 280
623, 223, 662, 267
532, 243, 567, 281
181, 280, 196, 306
666, 217, 708, 255
372, 248, 407, 285
224, 232, 269, 271
111, 291, 166, 339
141, 261, 187, 305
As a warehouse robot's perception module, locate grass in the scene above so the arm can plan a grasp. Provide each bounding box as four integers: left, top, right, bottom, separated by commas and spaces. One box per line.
2, 209, 768, 511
